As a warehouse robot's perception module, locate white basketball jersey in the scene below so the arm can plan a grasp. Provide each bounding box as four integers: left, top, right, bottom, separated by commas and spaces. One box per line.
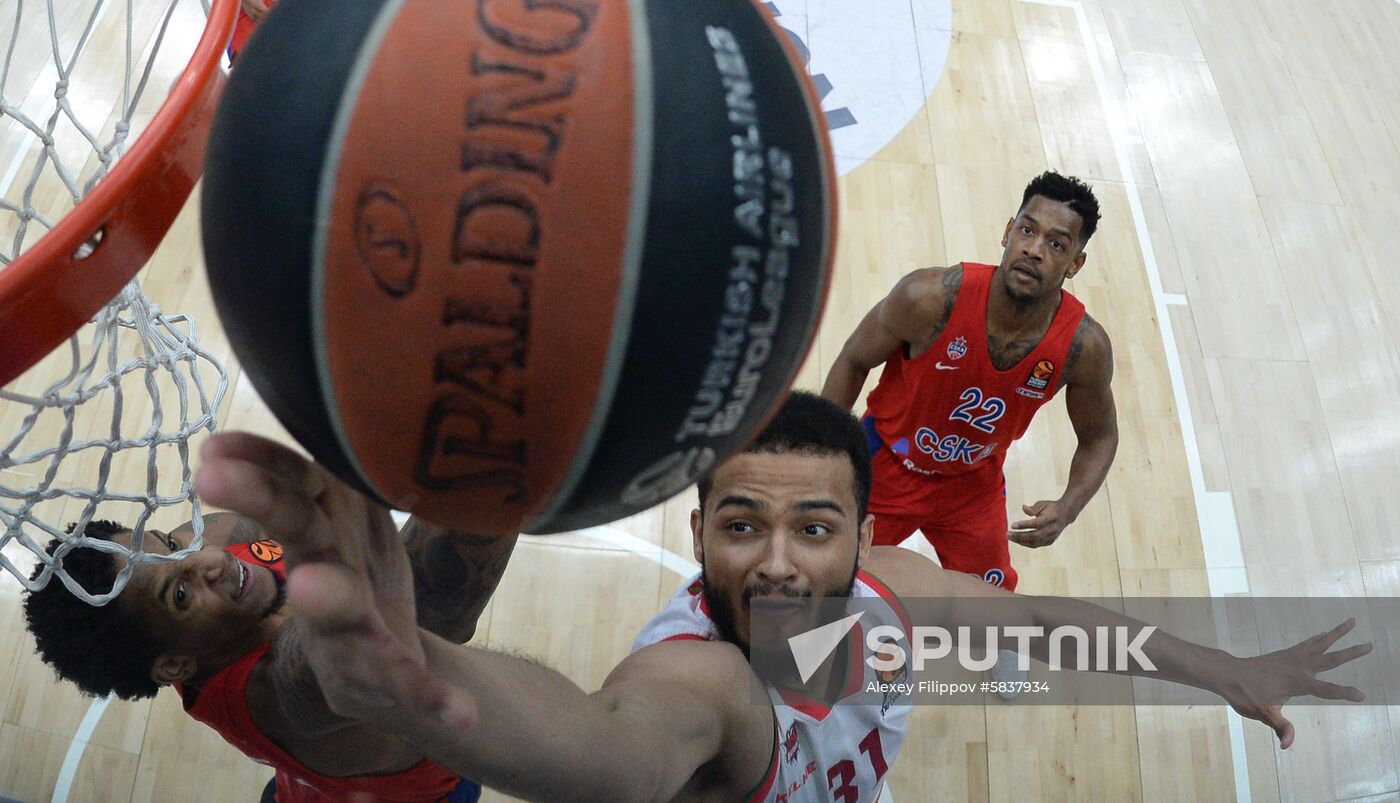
632, 572, 912, 802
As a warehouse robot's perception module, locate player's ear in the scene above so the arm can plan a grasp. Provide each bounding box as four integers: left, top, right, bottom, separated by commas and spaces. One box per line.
690, 508, 704, 564
1002, 218, 1013, 248
151, 654, 197, 686
1067, 249, 1087, 279
856, 513, 875, 567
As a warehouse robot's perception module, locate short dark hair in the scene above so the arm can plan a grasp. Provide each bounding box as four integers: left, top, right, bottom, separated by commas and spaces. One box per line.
1021, 170, 1100, 245
23, 520, 169, 700
697, 391, 872, 520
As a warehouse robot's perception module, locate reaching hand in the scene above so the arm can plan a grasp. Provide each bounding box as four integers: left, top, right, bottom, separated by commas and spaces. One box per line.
1008, 500, 1074, 548
195, 432, 475, 727
1217, 619, 1372, 749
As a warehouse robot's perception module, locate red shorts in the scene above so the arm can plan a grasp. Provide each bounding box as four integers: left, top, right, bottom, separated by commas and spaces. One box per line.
867, 433, 1017, 591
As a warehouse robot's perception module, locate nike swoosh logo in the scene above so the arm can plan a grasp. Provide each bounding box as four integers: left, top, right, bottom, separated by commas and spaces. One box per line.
935, 362, 959, 371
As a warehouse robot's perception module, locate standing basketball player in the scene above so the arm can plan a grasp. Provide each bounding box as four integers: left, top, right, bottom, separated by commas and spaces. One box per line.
823, 171, 1118, 594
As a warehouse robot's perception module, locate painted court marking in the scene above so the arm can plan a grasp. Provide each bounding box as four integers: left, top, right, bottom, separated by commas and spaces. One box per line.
51, 693, 110, 803
1019, 0, 1252, 798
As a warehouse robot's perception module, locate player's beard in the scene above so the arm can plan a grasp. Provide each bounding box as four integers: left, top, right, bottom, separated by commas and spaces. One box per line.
1003, 263, 1043, 304
699, 550, 860, 660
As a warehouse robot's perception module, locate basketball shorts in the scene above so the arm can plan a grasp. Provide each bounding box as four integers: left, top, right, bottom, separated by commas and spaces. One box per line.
863, 415, 1017, 591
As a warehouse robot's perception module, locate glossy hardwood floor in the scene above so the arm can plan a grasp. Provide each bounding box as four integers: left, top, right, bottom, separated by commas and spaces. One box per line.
1, 0, 1397, 800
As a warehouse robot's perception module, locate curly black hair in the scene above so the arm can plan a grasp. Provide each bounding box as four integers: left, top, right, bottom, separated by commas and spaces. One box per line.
22, 520, 171, 700
1021, 170, 1101, 245
697, 391, 872, 521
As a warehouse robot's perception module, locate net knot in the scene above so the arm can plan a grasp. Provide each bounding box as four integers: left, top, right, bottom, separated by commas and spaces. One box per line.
53, 79, 69, 100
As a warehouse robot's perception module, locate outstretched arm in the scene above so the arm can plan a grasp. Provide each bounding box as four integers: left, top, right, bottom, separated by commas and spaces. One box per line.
196, 431, 770, 801
866, 547, 1371, 748
1010, 315, 1118, 547
374, 634, 766, 801
194, 435, 509, 737
402, 522, 517, 644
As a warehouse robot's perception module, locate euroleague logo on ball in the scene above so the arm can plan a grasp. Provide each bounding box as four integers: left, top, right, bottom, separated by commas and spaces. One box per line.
764, 1, 953, 175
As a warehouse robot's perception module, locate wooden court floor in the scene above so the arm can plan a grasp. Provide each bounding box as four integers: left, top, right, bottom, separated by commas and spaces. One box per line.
1, 0, 1398, 800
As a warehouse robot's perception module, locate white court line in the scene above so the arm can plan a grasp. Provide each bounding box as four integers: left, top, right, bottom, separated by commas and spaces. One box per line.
397, 513, 703, 578
565, 525, 701, 577
1017, 0, 1252, 799
51, 693, 110, 803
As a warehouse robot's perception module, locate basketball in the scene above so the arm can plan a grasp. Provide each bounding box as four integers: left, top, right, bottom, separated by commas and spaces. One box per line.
201, 0, 835, 535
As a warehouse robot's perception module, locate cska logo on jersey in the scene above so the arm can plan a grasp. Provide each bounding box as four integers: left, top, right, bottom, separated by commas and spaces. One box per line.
946, 336, 968, 361
782, 723, 801, 765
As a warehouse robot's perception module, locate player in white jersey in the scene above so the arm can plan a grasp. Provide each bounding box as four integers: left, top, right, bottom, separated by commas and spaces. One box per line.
633, 571, 912, 802
195, 392, 1372, 802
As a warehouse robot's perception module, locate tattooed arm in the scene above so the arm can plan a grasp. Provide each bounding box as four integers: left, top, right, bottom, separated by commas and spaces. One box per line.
253, 616, 430, 768
190, 434, 517, 749
822, 265, 963, 410
260, 522, 516, 737
402, 521, 518, 644
1009, 314, 1118, 548
1057, 314, 1117, 514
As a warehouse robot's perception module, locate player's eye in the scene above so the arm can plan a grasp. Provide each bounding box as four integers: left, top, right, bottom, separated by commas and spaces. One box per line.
165, 534, 179, 551
1020, 226, 1032, 235
1051, 240, 1064, 252
727, 521, 756, 534
174, 583, 187, 608
802, 523, 833, 537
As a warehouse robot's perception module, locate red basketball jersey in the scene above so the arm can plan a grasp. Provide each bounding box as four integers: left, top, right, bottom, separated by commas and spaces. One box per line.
865, 262, 1085, 478
178, 541, 466, 803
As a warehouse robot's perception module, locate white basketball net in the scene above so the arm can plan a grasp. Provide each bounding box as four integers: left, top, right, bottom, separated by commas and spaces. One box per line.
0, 0, 226, 604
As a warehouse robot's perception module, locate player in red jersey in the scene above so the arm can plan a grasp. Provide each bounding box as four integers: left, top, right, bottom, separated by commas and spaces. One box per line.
823, 171, 1119, 595
22, 464, 514, 802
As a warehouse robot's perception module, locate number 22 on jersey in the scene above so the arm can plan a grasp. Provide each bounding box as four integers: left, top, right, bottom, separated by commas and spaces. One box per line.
949, 387, 1005, 434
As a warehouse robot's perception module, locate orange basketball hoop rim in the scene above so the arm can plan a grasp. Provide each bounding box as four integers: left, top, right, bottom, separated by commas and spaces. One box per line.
0, 0, 239, 388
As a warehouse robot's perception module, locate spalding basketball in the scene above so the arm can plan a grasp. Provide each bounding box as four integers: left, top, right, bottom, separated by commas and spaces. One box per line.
202, 0, 834, 535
